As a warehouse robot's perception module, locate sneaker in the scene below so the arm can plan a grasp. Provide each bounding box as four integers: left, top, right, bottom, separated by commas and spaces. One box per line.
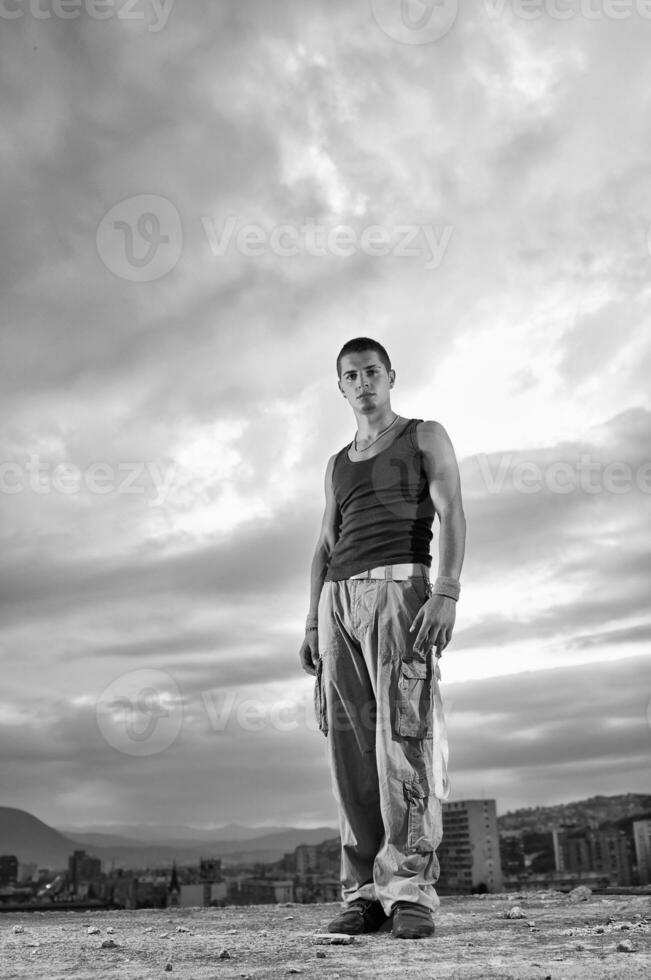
326, 898, 388, 935
391, 901, 435, 939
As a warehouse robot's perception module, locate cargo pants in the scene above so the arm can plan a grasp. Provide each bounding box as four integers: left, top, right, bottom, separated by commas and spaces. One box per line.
314, 568, 446, 917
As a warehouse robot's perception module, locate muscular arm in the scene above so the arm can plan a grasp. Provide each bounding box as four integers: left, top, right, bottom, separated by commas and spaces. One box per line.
417, 420, 466, 582
307, 453, 341, 622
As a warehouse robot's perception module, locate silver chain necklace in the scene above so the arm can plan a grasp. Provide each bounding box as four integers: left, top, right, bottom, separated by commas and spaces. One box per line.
354, 412, 399, 452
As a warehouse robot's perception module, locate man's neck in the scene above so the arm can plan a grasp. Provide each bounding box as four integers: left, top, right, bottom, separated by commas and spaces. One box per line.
354, 407, 399, 442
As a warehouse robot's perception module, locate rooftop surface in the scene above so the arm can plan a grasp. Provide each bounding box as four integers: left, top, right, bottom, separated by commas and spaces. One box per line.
1, 891, 649, 979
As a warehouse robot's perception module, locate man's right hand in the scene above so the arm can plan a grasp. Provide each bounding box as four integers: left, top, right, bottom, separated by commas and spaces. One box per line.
299, 631, 320, 676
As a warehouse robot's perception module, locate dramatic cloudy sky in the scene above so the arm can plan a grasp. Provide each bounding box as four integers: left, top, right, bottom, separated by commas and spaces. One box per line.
1, 1, 650, 835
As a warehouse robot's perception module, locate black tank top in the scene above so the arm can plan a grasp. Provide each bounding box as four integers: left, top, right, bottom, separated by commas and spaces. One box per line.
324, 417, 435, 581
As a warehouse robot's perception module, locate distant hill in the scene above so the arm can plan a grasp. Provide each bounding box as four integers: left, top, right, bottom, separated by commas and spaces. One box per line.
498, 793, 651, 833
63, 826, 340, 870
0, 806, 81, 867
0, 807, 338, 871
55, 822, 289, 844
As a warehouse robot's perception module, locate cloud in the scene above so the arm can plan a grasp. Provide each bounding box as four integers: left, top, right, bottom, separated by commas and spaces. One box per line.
1, 654, 648, 826
1, 3, 650, 827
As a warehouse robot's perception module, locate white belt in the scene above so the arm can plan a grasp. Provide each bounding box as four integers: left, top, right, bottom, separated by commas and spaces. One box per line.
348, 562, 430, 580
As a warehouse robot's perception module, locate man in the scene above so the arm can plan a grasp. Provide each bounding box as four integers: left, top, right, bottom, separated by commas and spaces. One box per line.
299, 337, 466, 940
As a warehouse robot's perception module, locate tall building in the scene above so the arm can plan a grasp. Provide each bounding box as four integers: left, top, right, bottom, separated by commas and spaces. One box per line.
561, 829, 633, 886
294, 844, 319, 876
0, 855, 18, 887
521, 830, 560, 873
234, 878, 294, 904
68, 850, 102, 894
199, 858, 222, 882
18, 861, 37, 885
633, 819, 651, 884
294, 839, 340, 877
437, 799, 503, 894
177, 881, 228, 908
499, 833, 525, 876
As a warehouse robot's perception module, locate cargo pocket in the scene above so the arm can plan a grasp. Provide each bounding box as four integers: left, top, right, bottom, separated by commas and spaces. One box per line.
404, 775, 435, 854
313, 657, 328, 737
395, 658, 432, 738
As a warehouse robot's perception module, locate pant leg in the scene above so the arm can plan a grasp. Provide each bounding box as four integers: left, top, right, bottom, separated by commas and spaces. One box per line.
317, 574, 443, 915
368, 575, 443, 916
317, 579, 384, 905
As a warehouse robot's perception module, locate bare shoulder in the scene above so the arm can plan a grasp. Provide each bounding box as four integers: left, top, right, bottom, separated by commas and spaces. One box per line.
415, 420, 463, 511
414, 419, 453, 449
414, 420, 459, 473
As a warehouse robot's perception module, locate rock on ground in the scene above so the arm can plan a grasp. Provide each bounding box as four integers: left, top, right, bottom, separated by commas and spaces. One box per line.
0, 892, 649, 980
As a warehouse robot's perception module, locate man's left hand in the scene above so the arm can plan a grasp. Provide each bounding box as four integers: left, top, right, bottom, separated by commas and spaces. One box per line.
409, 595, 456, 656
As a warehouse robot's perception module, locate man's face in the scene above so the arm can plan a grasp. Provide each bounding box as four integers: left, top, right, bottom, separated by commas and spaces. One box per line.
338, 351, 394, 411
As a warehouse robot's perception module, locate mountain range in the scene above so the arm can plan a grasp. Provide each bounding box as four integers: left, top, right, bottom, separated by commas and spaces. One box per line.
497, 793, 651, 833
4, 792, 650, 873
0, 807, 338, 871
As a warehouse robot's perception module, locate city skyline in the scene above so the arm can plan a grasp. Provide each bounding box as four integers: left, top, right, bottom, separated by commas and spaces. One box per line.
1, 4, 650, 829
4, 794, 649, 907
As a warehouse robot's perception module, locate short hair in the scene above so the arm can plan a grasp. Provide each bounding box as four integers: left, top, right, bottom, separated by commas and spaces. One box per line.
336, 338, 392, 379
